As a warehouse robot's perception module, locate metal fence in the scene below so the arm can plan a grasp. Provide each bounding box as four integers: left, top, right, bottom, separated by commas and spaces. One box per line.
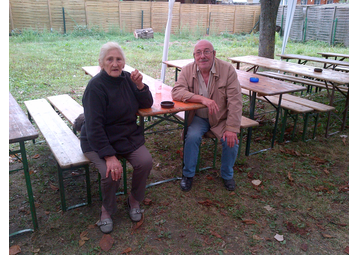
9, 0, 260, 35
277, 4, 349, 46
9, 0, 349, 46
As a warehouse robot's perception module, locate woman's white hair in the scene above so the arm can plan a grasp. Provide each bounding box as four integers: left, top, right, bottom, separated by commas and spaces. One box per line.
98, 42, 125, 68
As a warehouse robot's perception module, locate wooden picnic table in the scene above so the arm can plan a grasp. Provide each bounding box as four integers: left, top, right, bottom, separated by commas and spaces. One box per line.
82, 65, 205, 121
163, 59, 194, 81
228, 55, 349, 137
317, 52, 349, 61
277, 53, 349, 70
9, 92, 39, 236
236, 70, 306, 154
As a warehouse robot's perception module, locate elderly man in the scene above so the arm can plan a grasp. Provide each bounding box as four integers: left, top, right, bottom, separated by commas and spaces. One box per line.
171, 40, 242, 192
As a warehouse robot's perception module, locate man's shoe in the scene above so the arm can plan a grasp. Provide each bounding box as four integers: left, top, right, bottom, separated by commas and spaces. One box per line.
223, 178, 236, 191
180, 176, 193, 192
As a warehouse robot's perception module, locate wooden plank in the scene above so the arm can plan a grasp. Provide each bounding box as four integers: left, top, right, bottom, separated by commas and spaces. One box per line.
279, 94, 335, 112
9, 93, 38, 144
175, 111, 258, 129
229, 55, 349, 85
47, 94, 83, 125
24, 98, 89, 169
257, 95, 313, 114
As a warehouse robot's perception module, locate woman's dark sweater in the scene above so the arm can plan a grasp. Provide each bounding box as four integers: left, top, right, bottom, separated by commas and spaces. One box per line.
80, 70, 153, 158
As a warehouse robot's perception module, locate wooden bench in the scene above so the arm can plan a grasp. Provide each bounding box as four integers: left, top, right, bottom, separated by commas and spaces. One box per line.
24, 98, 91, 212
241, 88, 334, 142
47, 94, 127, 197
257, 71, 348, 94
175, 111, 259, 170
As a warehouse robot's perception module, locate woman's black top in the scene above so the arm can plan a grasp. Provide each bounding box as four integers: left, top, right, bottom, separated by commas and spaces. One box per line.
80, 69, 153, 158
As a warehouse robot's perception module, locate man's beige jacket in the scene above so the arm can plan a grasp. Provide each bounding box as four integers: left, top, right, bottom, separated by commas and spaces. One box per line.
171, 58, 243, 140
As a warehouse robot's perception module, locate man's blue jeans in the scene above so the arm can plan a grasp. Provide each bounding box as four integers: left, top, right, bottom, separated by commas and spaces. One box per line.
183, 116, 239, 180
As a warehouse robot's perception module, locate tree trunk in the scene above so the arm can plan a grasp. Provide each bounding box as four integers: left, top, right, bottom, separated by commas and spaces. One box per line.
258, 0, 281, 59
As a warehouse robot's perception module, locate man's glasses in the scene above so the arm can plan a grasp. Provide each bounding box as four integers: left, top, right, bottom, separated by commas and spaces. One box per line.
194, 50, 213, 57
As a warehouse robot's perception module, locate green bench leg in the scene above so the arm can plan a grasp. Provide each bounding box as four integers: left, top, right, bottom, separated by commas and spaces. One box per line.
57, 165, 67, 212
301, 113, 310, 141
279, 109, 288, 143
58, 164, 92, 212
196, 137, 218, 173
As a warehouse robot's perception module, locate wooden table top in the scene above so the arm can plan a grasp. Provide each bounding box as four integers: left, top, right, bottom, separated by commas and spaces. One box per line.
9, 92, 38, 144
236, 70, 306, 96
317, 52, 349, 59
82, 66, 206, 117
277, 54, 349, 66
228, 55, 349, 85
163, 59, 194, 69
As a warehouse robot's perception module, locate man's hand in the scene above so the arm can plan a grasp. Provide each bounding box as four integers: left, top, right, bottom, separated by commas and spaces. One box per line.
222, 131, 238, 148
104, 155, 123, 181
188, 95, 219, 115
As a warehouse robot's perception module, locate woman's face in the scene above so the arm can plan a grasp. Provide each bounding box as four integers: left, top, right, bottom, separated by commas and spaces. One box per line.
101, 49, 125, 77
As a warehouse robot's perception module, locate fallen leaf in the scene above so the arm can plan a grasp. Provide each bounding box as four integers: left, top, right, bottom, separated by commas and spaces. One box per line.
251, 195, 261, 199
310, 156, 326, 164
253, 234, 263, 240
206, 175, 214, 180
32, 248, 40, 253
229, 191, 235, 196
274, 234, 284, 242
321, 232, 334, 238
131, 213, 144, 234
198, 199, 213, 206
287, 172, 294, 182
143, 198, 152, 205
339, 184, 349, 193
121, 247, 132, 254
264, 205, 274, 211
99, 234, 114, 251
342, 137, 346, 145
323, 169, 330, 175
344, 246, 349, 254
9, 245, 21, 255
210, 230, 223, 240
247, 172, 254, 179
79, 239, 86, 247
300, 243, 308, 252
32, 154, 40, 159
49, 183, 59, 191
242, 219, 258, 225
79, 230, 90, 246
251, 180, 261, 186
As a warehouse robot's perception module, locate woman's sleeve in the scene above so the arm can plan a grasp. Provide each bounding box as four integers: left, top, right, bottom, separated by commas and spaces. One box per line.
83, 84, 116, 158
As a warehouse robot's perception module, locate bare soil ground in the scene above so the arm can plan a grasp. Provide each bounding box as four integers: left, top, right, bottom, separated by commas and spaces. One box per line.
9, 111, 349, 254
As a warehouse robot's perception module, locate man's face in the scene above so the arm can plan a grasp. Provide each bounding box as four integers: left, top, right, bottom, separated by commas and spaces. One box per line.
193, 41, 216, 72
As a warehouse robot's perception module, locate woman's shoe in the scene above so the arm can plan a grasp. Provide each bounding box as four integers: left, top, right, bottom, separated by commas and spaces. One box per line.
96, 212, 113, 234
127, 198, 144, 222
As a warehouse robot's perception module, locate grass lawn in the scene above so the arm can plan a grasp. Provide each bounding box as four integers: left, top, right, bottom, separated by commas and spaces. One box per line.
9, 29, 349, 254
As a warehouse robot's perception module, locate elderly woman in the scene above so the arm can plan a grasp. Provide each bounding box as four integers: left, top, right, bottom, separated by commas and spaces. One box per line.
79, 42, 153, 234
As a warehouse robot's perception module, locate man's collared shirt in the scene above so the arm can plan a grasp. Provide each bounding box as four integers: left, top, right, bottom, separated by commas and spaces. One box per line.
196, 61, 216, 119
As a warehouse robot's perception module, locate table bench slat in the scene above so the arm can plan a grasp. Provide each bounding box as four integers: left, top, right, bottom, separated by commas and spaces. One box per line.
24, 99, 89, 169
47, 95, 83, 126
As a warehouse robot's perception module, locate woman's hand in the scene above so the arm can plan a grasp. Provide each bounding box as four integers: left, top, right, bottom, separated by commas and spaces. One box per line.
130, 69, 145, 90
104, 155, 123, 181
